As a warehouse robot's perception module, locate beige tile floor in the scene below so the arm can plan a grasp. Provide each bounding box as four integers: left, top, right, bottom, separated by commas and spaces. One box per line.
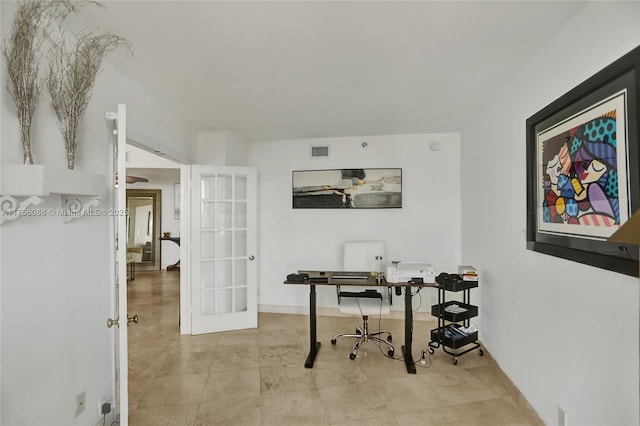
127, 271, 541, 426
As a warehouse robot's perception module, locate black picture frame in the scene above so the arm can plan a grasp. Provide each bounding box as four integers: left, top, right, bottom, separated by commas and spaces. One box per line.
292, 168, 402, 209
526, 45, 640, 277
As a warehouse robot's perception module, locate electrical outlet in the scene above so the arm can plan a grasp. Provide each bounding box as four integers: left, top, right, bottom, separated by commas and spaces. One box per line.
97, 394, 107, 416
558, 406, 568, 426
75, 391, 86, 417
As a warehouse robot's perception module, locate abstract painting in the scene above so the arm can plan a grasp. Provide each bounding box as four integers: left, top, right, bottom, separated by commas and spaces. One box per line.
526, 45, 640, 276
537, 91, 629, 239
292, 168, 402, 209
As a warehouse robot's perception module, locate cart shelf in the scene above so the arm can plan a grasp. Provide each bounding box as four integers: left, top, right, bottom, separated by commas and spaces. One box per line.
431, 301, 478, 323
428, 271, 483, 365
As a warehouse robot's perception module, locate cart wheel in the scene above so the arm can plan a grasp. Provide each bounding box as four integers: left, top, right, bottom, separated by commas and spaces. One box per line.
478, 348, 484, 356
330, 339, 337, 345
428, 347, 435, 355
387, 335, 392, 343
349, 353, 356, 360
452, 357, 458, 365
388, 349, 394, 357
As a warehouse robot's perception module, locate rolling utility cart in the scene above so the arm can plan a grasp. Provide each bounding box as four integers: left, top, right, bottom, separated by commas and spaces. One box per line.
428, 272, 483, 365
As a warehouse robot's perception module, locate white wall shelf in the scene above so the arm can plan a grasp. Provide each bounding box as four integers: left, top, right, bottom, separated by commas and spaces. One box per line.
0, 165, 106, 225
1, 164, 106, 197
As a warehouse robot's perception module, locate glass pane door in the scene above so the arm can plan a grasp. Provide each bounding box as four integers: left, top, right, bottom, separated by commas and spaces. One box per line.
191, 166, 256, 334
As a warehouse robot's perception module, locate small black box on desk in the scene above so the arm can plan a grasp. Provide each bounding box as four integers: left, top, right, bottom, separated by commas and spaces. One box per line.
287, 273, 309, 283
435, 272, 478, 292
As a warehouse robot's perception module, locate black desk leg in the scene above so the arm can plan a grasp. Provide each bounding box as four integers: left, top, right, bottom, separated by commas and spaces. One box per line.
402, 287, 417, 374
305, 284, 321, 368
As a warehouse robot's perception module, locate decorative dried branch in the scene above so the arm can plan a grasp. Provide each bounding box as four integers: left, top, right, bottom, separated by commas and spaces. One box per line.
2, 0, 92, 165
47, 31, 131, 169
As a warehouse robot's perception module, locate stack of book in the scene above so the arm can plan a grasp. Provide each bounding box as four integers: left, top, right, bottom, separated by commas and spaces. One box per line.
444, 304, 467, 314
442, 324, 470, 339
458, 265, 478, 281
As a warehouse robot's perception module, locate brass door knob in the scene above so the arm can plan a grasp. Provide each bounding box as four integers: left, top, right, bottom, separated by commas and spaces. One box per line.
107, 318, 119, 328
128, 315, 139, 325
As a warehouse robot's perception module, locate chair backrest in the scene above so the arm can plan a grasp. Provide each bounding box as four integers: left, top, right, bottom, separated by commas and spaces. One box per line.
338, 241, 391, 309
343, 241, 385, 272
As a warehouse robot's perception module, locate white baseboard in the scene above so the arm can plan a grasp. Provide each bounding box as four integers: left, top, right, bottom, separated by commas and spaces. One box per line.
258, 304, 436, 322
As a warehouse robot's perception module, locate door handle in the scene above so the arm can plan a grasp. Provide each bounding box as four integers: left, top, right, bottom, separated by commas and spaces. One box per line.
249, 255, 255, 261
107, 314, 139, 328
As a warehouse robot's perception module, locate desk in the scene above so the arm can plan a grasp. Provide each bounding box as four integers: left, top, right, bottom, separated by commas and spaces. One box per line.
126, 253, 137, 281
160, 237, 180, 271
284, 275, 437, 374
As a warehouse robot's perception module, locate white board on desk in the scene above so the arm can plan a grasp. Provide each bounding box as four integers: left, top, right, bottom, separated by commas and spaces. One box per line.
343, 241, 385, 272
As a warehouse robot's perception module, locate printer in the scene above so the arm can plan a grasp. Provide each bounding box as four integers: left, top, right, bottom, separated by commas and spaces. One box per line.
386, 261, 435, 284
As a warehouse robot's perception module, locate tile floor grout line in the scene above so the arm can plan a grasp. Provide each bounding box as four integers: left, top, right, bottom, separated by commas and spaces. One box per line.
128, 271, 539, 425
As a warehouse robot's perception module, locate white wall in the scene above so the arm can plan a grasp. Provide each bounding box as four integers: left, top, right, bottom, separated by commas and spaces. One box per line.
249, 133, 461, 312
126, 144, 183, 169
460, 2, 640, 425
0, 2, 195, 424
195, 130, 250, 166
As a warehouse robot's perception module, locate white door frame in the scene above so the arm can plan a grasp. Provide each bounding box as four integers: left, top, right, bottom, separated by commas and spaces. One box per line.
109, 103, 129, 424
120, 156, 252, 336
180, 164, 191, 334
122, 137, 190, 334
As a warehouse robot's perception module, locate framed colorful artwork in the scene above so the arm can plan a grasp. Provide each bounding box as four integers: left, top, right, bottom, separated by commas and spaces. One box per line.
292, 168, 402, 209
526, 45, 640, 276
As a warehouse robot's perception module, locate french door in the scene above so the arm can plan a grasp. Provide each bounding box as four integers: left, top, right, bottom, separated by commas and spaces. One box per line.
108, 103, 129, 424
190, 165, 257, 334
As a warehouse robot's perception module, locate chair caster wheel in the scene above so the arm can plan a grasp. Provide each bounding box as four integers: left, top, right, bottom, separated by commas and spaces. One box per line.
453, 357, 458, 365
331, 339, 337, 345
388, 349, 394, 357
387, 335, 392, 343
355, 328, 361, 335
428, 347, 435, 355
349, 353, 357, 360
478, 348, 484, 356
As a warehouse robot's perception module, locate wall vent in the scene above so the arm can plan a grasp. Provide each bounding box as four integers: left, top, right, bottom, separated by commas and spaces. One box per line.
311, 145, 329, 158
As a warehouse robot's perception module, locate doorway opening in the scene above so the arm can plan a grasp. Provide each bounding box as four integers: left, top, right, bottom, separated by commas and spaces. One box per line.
126, 144, 182, 274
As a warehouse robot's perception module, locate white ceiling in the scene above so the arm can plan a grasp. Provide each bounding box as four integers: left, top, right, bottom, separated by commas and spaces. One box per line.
125, 145, 180, 184
78, 1, 587, 143
126, 167, 180, 183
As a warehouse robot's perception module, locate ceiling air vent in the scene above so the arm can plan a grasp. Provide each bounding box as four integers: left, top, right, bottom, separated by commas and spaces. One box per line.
311, 145, 329, 158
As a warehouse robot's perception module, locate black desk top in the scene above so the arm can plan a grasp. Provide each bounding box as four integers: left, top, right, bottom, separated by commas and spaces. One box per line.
284, 272, 437, 288
160, 237, 180, 244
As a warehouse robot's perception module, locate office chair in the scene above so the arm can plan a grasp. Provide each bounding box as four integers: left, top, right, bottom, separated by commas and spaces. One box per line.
330, 288, 395, 359
330, 241, 395, 360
